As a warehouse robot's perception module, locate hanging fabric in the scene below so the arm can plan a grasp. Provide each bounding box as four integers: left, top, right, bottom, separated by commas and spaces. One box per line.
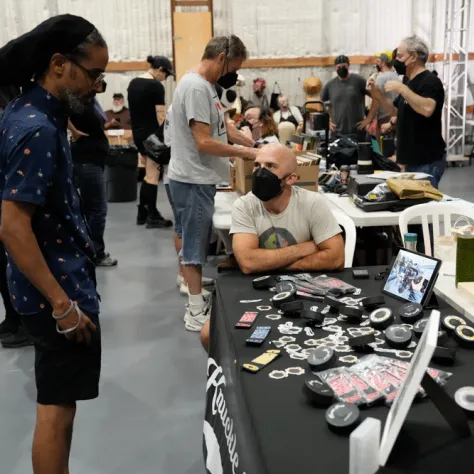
270, 82, 282, 111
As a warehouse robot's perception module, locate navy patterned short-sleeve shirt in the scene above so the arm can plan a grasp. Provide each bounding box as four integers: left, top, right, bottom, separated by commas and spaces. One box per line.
0, 84, 99, 316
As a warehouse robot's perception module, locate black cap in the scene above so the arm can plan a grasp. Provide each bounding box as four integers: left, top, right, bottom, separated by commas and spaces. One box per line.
0, 14, 96, 86
113, 92, 124, 99
335, 55, 350, 66
147, 55, 175, 76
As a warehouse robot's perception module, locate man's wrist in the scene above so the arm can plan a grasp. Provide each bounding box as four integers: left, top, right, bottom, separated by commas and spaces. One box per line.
51, 297, 72, 316
399, 84, 408, 98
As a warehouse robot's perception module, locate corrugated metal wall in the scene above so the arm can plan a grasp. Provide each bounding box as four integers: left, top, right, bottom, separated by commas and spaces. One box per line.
1, 0, 473, 108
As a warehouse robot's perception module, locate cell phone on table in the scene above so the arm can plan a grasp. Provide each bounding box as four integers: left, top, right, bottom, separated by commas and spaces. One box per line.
236, 311, 259, 328
246, 326, 271, 345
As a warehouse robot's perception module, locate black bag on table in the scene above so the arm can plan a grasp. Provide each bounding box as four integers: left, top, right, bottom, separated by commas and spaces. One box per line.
327, 134, 359, 167
372, 151, 401, 172
143, 122, 170, 165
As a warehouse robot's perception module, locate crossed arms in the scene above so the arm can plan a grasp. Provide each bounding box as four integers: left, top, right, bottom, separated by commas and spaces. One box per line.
232, 233, 345, 274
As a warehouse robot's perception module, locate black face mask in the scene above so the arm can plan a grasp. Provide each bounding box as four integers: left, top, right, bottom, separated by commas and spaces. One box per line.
252, 167, 287, 202
239, 119, 253, 131
393, 59, 406, 76
218, 72, 238, 89
336, 67, 349, 79
217, 56, 238, 89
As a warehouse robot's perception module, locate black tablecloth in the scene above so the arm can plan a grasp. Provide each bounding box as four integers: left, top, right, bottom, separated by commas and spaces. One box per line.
204, 267, 474, 474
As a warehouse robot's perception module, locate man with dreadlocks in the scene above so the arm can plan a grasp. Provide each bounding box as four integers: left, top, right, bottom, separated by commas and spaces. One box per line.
0, 15, 108, 473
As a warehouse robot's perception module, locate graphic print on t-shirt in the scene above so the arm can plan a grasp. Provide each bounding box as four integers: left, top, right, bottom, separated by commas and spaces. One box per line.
259, 227, 297, 249
215, 100, 226, 137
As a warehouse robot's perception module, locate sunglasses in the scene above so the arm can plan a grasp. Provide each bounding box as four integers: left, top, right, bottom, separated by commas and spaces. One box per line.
67, 57, 105, 87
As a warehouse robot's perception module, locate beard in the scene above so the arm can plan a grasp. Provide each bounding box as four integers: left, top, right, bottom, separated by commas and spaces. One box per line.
112, 104, 124, 113
60, 88, 94, 115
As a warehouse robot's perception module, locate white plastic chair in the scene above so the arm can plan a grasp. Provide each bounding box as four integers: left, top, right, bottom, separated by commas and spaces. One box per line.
332, 209, 356, 268
399, 202, 474, 256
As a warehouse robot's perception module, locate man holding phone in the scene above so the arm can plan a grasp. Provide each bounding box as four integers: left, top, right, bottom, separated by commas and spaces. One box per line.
105, 92, 132, 129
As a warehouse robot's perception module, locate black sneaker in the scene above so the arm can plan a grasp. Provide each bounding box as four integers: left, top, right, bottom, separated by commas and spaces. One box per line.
1, 326, 33, 348
146, 210, 173, 229
137, 205, 147, 226
0, 319, 20, 340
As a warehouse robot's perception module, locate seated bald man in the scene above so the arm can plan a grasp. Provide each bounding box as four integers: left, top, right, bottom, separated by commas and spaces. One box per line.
200, 143, 344, 350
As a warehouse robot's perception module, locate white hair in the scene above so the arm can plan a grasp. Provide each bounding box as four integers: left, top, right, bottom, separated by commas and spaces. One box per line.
402, 35, 430, 64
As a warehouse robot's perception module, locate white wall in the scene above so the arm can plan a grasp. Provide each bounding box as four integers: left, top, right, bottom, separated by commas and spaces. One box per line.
0, 0, 472, 109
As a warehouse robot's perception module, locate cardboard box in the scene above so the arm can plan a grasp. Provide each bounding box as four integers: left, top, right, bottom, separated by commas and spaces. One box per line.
233, 155, 319, 195
107, 129, 134, 146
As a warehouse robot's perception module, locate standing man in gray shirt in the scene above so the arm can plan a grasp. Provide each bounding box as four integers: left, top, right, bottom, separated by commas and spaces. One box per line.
358, 51, 400, 138
168, 35, 257, 332
321, 55, 368, 141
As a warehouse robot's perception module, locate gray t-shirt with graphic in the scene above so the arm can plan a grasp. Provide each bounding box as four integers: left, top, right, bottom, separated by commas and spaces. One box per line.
230, 187, 341, 248
375, 70, 401, 120
168, 72, 230, 185
321, 74, 367, 134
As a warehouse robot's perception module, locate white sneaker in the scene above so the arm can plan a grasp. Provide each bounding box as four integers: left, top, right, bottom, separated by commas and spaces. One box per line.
177, 274, 214, 287
202, 275, 215, 287
184, 305, 210, 332
179, 283, 211, 298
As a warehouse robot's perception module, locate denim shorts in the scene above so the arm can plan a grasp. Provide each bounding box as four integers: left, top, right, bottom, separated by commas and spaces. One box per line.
405, 153, 447, 189
164, 184, 178, 223
168, 179, 216, 265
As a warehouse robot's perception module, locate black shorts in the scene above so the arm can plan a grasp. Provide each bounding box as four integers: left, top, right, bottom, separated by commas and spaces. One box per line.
21, 308, 101, 406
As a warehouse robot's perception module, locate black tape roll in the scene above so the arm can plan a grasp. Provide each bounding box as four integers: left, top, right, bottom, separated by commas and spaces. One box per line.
413, 318, 428, 338
252, 275, 275, 290
454, 325, 474, 348
301, 309, 324, 325
272, 291, 296, 308
399, 302, 423, 323
455, 387, 474, 414
303, 379, 334, 406
361, 295, 385, 309
385, 325, 412, 349
326, 402, 360, 435
280, 300, 304, 314
442, 315, 466, 333
369, 307, 394, 329
275, 281, 296, 294
307, 347, 334, 371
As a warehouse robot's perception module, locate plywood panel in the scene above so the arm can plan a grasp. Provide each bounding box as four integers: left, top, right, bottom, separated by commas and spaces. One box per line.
106, 53, 474, 72
173, 11, 212, 81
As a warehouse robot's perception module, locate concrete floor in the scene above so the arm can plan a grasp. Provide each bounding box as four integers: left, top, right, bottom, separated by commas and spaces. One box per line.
0, 164, 472, 473
0, 186, 209, 474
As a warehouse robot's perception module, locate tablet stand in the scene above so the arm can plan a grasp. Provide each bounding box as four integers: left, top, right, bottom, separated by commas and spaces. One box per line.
420, 372, 471, 438
424, 274, 440, 309
425, 292, 440, 309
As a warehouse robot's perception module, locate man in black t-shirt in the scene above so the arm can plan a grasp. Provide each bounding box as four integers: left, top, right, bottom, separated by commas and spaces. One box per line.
370, 35, 446, 188
69, 88, 118, 267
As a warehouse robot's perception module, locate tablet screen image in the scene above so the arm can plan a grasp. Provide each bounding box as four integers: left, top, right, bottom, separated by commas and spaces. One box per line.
383, 249, 441, 306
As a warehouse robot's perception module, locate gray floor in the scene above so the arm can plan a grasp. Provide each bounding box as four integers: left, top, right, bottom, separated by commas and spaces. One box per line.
0, 188, 208, 474
0, 164, 473, 473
